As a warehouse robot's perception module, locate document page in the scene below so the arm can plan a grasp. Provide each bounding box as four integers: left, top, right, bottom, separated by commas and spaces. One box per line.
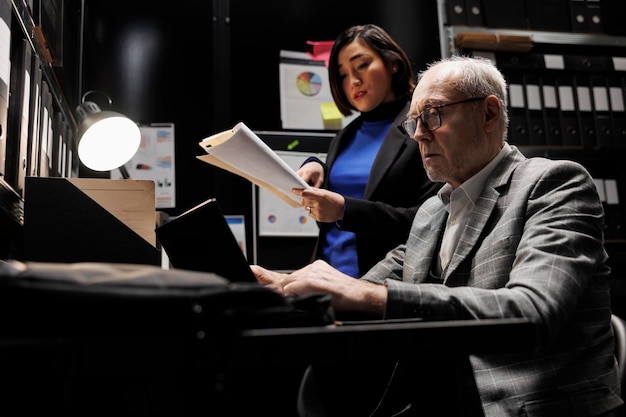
197, 122, 310, 207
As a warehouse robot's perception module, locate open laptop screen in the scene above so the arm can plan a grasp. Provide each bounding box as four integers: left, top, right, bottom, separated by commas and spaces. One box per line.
156, 198, 256, 282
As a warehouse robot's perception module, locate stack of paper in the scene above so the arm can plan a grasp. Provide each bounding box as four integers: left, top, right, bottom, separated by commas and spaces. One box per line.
197, 122, 311, 208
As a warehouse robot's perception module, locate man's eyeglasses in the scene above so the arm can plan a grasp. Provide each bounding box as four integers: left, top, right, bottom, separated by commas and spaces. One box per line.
402, 96, 487, 137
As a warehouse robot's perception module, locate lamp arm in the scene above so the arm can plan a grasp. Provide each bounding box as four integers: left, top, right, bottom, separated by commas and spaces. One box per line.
119, 164, 131, 179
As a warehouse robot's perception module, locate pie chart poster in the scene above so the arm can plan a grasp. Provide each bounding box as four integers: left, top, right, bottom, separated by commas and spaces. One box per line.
279, 55, 357, 130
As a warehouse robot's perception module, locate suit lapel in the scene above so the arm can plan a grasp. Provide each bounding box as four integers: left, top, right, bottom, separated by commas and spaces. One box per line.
403, 199, 448, 282
364, 103, 412, 198
442, 147, 525, 283
326, 103, 414, 199
324, 126, 349, 171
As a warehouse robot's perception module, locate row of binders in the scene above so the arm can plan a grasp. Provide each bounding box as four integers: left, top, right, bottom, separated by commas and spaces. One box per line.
0, 3, 74, 198
594, 178, 623, 240
446, 0, 625, 36
485, 51, 626, 149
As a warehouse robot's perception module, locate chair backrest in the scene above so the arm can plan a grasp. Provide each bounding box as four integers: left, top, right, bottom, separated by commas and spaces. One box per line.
611, 314, 626, 395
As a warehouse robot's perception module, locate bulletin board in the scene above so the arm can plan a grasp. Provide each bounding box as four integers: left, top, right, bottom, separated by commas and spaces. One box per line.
257, 150, 326, 237
252, 130, 333, 271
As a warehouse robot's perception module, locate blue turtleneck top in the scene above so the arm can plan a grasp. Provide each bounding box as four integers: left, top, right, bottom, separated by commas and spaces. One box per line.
322, 99, 405, 277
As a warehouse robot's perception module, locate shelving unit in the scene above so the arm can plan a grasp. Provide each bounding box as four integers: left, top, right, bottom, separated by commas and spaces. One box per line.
437, 0, 626, 56
11, 0, 77, 129
442, 26, 626, 57
0, 0, 80, 259
437, 0, 626, 314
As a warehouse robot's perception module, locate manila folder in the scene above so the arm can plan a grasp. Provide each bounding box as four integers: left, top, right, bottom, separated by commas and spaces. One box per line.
197, 122, 310, 208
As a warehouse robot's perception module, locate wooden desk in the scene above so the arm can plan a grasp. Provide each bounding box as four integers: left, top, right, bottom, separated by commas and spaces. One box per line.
0, 261, 539, 416
0, 317, 538, 416
226, 318, 539, 417
235, 317, 538, 364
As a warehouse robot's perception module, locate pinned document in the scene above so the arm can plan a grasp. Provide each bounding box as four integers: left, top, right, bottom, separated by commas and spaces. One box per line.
111, 123, 176, 209
279, 50, 357, 130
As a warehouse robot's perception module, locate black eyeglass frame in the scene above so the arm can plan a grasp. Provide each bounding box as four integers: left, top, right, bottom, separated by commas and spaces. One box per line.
402, 96, 487, 136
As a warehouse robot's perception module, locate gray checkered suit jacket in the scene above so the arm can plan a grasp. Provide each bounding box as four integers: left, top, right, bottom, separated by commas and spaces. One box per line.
362, 145, 623, 416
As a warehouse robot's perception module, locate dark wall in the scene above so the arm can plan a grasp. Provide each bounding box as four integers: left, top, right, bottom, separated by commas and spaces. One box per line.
81, 0, 219, 217
229, 0, 441, 131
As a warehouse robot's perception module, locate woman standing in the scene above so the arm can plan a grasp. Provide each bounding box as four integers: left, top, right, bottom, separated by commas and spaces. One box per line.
295, 24, 440, 277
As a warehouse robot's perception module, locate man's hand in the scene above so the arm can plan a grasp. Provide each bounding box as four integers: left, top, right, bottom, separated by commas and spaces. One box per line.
250, 260, 387, 316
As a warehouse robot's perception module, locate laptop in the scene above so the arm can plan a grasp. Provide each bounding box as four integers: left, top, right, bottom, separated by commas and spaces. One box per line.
156, 198, 257, 282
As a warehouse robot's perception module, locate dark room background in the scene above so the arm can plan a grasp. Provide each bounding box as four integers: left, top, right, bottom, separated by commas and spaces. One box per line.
76, 0, 441, 267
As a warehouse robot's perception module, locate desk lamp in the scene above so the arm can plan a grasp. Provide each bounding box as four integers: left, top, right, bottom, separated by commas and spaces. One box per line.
75, 91, 140, 178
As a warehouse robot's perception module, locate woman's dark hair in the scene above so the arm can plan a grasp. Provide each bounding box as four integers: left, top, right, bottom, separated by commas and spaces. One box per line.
328, 24, 415, 116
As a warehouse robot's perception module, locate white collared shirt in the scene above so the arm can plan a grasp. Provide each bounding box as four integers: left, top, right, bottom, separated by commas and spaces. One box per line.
435, 142, 512, 276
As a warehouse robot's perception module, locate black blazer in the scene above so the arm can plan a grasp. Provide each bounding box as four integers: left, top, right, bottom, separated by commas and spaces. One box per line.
313, 101, 441, 276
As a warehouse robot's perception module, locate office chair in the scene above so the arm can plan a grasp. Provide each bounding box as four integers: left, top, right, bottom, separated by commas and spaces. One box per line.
612, 314, 626, 393
611, 314, 626, 417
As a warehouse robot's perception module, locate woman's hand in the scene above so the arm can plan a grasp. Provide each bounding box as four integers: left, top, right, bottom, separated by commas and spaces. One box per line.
292, 188, 346, 223
297, 161, 324, 187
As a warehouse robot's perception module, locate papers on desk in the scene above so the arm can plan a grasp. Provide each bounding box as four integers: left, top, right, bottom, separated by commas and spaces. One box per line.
23, 177, 161, 266
197, 122, 310, 208
68, 178, 157, 246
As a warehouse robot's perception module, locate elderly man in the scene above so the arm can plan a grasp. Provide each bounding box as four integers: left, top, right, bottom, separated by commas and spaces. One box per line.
253, 55, 622, 417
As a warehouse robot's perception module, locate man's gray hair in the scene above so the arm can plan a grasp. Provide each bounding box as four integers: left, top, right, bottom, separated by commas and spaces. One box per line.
418, 55, 509, 138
